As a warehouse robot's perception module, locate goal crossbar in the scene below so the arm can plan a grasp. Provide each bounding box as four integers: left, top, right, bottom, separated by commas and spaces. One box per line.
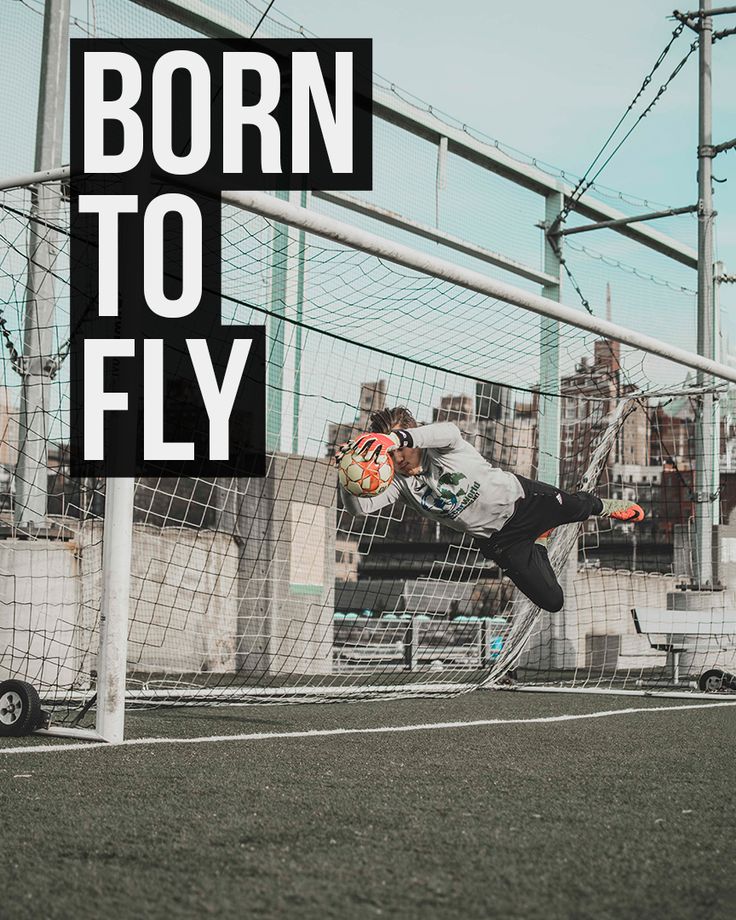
223, 188, 734, 386
1, 165, 724, 386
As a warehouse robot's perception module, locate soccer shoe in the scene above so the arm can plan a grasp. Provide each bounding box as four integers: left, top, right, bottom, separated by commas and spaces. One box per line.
599, 499, 645, 523
535, 528, 554, 546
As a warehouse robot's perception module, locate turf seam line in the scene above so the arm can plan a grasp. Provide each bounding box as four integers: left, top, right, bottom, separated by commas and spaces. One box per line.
1, 700, 734, 755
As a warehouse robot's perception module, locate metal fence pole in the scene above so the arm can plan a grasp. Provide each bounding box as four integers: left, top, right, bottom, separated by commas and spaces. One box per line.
538, 191, 563, 487
14, 0, 69, 524
694, 0, 717, 586
95, 477, 135, 743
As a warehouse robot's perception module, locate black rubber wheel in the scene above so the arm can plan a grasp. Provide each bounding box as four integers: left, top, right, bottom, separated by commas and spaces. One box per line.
699, 669, 730, 693
0, 680, 42, 737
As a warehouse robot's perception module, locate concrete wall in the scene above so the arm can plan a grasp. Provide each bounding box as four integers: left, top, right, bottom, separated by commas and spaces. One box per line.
230, 454, 335, 677
568, 568, 673, 670
0, 539, 91, 692
522, 566, 673, 675
524, 562, 736, 681
79, 523, 240, 675
0, 455, 336, 689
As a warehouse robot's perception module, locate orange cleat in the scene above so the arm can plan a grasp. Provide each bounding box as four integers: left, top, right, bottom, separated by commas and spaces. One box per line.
600, 499, 645, 523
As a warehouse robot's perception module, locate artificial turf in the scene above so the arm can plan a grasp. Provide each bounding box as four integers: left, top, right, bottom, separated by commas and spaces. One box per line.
1, 692, 734, 920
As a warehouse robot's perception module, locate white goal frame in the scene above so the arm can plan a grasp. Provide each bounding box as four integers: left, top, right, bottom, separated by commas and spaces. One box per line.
4, 166, 736, 743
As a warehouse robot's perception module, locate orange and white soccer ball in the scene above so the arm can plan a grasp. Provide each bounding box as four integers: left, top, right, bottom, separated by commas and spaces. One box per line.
338, 449, 394, 496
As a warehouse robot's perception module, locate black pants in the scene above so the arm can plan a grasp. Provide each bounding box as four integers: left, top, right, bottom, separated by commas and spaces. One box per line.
475, 476, 603, 613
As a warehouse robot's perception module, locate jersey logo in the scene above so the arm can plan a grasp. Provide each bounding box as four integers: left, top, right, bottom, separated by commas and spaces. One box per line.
418, 472, 469, 515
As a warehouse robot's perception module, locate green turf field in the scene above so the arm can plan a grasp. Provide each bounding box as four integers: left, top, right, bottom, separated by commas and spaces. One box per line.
2, 691, 734, 920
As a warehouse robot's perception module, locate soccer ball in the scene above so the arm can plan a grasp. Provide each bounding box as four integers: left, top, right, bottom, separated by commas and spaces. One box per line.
338, 449, 394, 496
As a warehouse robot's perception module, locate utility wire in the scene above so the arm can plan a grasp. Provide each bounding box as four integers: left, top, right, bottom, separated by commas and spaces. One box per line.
569, 37, 699, 208
250, 0, 278, 38
547, 20, 701, 381
553, 23, 689, 231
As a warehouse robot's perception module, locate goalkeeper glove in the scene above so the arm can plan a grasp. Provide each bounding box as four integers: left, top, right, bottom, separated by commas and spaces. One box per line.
335, 430, 412, 465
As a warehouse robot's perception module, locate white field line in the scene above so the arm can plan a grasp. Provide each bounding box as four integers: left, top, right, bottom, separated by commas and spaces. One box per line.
1, 700, 734, 756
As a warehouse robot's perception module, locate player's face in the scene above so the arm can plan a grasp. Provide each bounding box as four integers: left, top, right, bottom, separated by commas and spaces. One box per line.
392, 432, 423, 476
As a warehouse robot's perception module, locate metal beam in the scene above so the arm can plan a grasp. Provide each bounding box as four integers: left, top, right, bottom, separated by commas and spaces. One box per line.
313, 190, 557, 286
127, 0, 698, 271
0, 165, 70, 191
672, 11, 700, 30
681, 4, 736, 16
129, 0, 246, 38
372, 89, 698, 270
714, 136, 736, 154
557, 205, 698, 237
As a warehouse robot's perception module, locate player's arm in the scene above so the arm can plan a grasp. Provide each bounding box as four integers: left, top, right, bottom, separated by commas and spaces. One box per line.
339, 479, 402, 516
394, 421, 462, 451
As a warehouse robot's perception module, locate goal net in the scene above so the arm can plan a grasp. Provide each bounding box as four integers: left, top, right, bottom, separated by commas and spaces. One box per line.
0, 173, 734, 741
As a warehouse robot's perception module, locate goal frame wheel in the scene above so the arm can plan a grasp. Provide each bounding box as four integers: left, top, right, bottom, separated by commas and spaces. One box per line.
0, 680, 43, 737
698, 668, 736, 693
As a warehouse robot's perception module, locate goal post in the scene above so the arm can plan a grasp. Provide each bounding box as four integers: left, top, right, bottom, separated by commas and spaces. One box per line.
95, 477, 135, 744
1, 168, 736, 744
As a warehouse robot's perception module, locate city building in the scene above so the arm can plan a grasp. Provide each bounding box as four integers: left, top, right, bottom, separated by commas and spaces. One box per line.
326, 380, 388, 457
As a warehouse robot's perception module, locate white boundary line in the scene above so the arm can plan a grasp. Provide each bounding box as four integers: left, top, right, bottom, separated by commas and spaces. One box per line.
1, 700, 734, 755
508, 685, 726, 701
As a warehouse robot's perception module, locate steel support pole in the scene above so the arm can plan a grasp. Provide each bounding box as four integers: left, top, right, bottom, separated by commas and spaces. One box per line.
694, 0, 717, 586
95, 477, 135, 744
292, 189, 308, 454
14, 0, 69, 524
539, 193, 568, 669
267, 191, 288, 452
267, 190, 305, 454
712, 259, 723, 533
538, 192, 563, 487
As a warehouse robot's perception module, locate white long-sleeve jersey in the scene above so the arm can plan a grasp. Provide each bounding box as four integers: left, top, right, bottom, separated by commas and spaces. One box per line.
339, 422, 524, 539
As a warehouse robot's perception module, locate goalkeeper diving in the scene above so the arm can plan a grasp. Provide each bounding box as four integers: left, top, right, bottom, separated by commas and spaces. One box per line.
336, 407, 644, 613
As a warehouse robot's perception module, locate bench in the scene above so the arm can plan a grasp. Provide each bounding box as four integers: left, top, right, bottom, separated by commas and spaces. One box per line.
631, 607, 736, 686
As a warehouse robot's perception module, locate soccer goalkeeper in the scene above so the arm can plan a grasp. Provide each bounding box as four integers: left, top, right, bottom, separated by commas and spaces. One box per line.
336, 406, 644, 613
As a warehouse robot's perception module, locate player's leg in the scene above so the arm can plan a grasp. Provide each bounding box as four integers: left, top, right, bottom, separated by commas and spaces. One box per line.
513, 475, 603, 532
486, 539, 564, 613
491, 477, 601, 557
511, 476, 645, 538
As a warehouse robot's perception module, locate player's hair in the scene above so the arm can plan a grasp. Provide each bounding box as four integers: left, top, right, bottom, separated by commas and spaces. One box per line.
368, 406, 417, 433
